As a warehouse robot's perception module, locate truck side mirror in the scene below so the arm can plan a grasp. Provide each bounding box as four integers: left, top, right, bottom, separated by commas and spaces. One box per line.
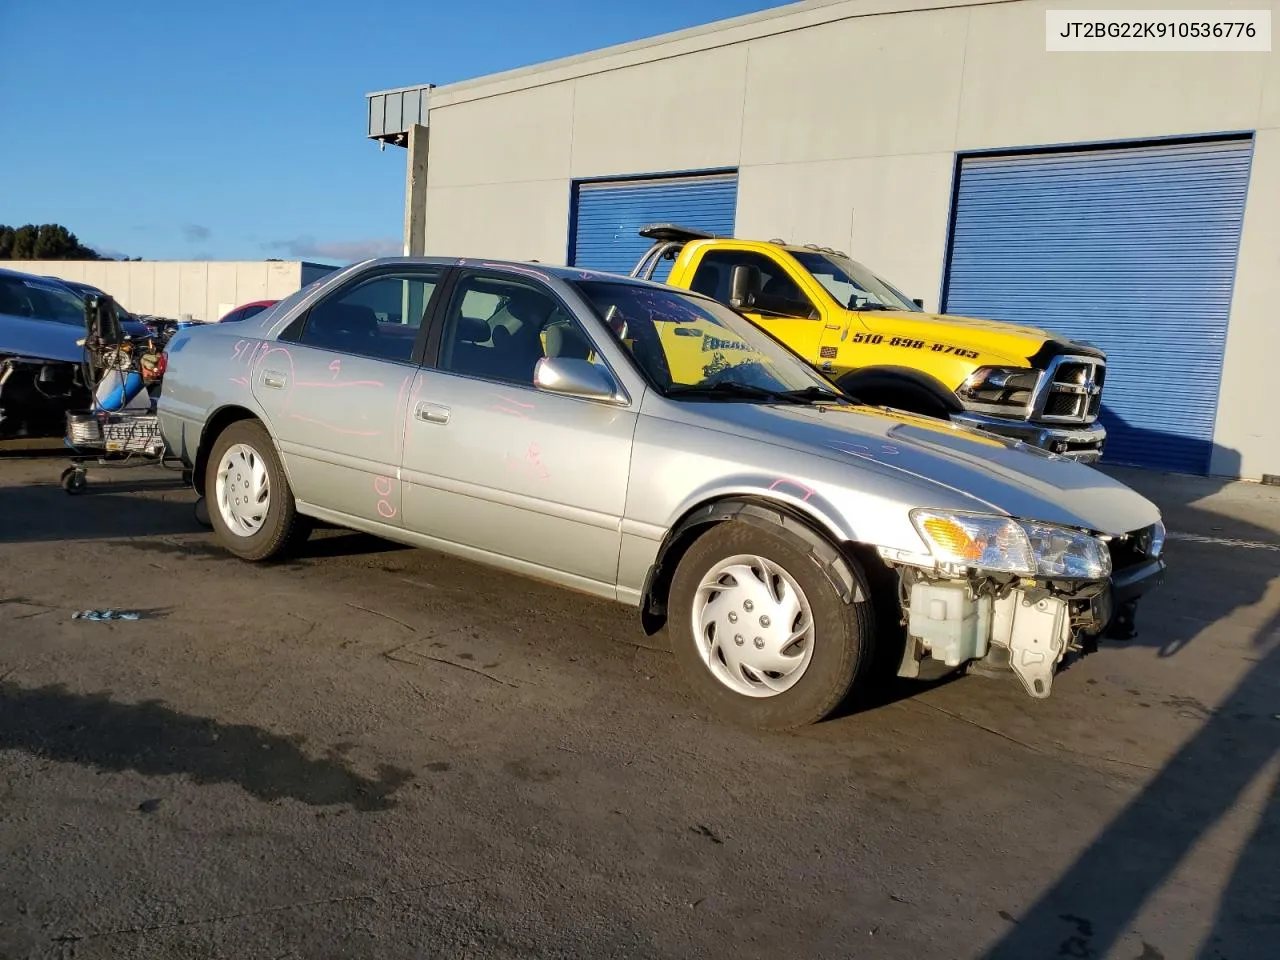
728, 264, 762, 310
912, 297, 924, 309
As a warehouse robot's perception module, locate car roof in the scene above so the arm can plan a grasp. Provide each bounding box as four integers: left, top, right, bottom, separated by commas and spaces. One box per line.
355, 256, 674, 290
0, 266, 50, 281
0, 266, 80, 288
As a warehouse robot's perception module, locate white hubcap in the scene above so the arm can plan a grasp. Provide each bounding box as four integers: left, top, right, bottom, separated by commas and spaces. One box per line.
215, 442, 270, 537
691, 554, 815, 698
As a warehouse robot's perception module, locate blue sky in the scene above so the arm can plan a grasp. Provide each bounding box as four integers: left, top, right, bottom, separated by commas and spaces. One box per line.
0, 0, 782, 264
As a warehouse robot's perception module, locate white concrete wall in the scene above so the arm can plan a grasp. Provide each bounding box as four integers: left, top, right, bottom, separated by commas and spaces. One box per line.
0, 260, 336, 322
417, 0, 1280, 479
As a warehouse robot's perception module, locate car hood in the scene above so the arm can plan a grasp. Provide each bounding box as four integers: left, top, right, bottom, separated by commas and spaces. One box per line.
1, 311, 151, 364
693, 400, 1160, 536
851, 309, 1068, 365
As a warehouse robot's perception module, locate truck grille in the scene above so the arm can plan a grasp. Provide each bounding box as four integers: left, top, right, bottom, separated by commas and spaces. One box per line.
1036, 357, 1105, 424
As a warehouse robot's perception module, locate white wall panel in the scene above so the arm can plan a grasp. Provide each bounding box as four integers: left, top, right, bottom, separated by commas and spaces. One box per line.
569, 45, 748, 177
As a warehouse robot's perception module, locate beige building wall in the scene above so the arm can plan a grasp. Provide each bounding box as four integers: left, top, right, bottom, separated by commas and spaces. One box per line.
416, 0, 1279, 479
0, 260, 335, 322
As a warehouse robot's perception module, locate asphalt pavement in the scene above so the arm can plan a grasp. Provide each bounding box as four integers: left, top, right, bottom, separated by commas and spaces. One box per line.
1, 449, 1277, 960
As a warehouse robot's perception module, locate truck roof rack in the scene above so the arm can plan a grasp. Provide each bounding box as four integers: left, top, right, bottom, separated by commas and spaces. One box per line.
637, 223, 721, 244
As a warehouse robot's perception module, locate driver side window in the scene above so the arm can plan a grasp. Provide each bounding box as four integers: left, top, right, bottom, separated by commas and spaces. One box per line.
436, 274, 602, 388
687, 251, 810, 314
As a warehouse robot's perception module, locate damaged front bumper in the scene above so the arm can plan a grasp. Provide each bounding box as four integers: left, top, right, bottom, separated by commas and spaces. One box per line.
0, 355, 90, 441
893, 550, 1165, 699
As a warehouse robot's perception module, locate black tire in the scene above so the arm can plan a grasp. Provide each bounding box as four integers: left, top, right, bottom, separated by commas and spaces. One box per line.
204, 419, 311, 561
61, 467, 86, 495
193, 496, 212, 529
668, 519, 874, 730
840, 381, 952, 421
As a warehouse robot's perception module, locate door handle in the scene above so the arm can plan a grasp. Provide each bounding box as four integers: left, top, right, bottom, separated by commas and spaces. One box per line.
415, 401, 451, 425
262, 370, 287, 389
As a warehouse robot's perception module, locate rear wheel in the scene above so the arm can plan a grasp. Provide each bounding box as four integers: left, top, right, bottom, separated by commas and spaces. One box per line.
668, 519, 873, 730
205, 419, 310, 561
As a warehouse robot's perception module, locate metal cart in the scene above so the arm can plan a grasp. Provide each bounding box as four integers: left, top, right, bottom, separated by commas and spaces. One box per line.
58, 294, 186, 494
61, 407, 185, 494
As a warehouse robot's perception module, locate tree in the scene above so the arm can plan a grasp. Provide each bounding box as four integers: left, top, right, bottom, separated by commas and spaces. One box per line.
0, 223, 123, 260
9, 225, 37, 259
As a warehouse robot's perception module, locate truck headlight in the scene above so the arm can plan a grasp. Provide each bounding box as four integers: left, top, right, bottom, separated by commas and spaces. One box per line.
957, 366, 1040, 410
911, 509, 1111, 580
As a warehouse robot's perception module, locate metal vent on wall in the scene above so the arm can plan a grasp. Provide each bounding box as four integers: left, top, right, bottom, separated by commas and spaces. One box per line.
569, 172, 739, 280
942, 137, 1254, 474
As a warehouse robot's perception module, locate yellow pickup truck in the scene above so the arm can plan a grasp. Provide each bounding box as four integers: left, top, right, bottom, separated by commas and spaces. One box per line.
630, 224, 1108, 463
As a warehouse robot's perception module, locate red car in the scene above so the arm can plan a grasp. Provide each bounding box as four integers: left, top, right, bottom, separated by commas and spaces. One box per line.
217, 299, 278, 323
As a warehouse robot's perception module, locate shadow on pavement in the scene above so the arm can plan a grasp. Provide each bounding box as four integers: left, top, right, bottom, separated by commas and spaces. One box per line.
296, 529, 412, 560
0, 681, 415, 812
982, 420, 1280, 958
983, 617, 1280, 959
0, 482, 200, 543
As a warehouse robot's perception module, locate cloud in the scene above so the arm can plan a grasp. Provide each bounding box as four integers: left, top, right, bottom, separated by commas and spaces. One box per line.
88, 244, 133, 260
182, 224, 211, 241
263, 236, 402, 262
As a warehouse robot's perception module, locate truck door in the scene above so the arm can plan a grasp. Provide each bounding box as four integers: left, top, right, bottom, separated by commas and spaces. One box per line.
681, 248, 840, 371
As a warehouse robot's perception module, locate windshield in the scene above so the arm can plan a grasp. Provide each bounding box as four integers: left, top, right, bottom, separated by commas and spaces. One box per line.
0, 275, 88, 325
789, 251, 922, 312
573, 279, 843, 399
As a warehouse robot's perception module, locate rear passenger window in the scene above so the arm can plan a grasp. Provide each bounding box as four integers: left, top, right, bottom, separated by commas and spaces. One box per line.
299, 271, 440, 362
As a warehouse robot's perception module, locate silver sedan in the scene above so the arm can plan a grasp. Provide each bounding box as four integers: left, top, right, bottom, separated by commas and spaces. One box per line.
157, 258, 1165, 729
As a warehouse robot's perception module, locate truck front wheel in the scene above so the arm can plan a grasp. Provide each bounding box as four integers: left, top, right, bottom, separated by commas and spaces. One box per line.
839, 381, 954, 421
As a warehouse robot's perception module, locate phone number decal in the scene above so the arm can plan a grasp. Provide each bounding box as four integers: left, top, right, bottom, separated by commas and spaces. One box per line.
851, 332, 979, 360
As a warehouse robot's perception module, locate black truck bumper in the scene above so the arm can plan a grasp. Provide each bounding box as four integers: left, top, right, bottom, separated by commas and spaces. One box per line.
1101, 556, 1167, 640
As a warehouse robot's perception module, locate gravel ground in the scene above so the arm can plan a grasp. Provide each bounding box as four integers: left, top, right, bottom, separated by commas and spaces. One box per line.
0, 450, 1276, 960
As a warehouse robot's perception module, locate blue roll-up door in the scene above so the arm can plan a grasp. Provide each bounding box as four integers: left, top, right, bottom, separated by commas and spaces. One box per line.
570, 172, 738, 280
943, 137, 1253, 474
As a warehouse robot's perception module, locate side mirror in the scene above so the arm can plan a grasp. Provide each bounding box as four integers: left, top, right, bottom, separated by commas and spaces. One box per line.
912, 297, 924, 309
728, 264, 762, 310
534, 356, 620, 401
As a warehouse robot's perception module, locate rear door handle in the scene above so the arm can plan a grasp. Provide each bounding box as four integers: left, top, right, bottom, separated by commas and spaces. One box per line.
262, 370, 287, 389
415, 401, 451, 425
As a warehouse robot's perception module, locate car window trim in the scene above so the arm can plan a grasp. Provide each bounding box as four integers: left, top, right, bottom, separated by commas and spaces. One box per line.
278, 263, 452, 366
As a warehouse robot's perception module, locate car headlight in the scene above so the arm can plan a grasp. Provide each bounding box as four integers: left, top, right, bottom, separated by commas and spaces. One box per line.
1021, 521, 1112, 579
910, 509, 1111, 580
1150, 518, 1166, 558
957, 366, 1040, 410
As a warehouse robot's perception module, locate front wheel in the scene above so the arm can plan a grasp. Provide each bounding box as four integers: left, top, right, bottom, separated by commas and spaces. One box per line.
668, 519, 874, 730
205, 419, 310, 561
837, 380, 954, 421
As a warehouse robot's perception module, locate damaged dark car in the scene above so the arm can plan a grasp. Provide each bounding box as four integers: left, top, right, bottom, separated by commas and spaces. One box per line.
0, 267, 154, 440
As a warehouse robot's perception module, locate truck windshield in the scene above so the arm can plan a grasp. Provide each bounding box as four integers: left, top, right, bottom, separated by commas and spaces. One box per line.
790, 251, 922, 313
573, 279, 844, 402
